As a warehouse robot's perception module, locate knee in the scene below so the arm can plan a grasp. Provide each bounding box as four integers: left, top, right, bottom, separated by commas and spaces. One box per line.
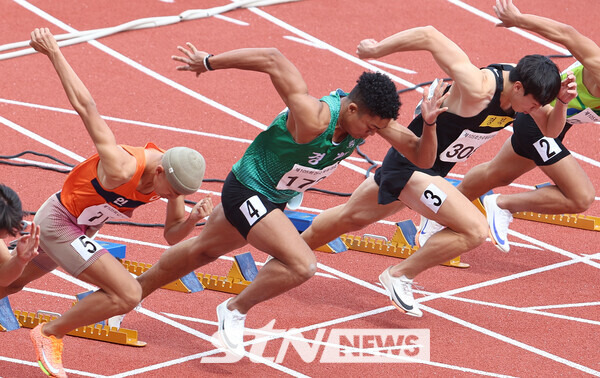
570, 189, 595, 213
112, 281, 142, 313
465, 217, 489, 248
291, 256, 317, 284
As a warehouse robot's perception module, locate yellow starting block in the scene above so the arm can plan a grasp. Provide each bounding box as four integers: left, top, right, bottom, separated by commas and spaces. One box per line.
121, 252, 258, 295
13, 310, 146, 347
512, 211, 600, 231
317, 219, 469, 268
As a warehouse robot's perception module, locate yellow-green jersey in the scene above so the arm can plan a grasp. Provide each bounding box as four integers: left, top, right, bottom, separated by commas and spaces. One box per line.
553, 62, 600, 124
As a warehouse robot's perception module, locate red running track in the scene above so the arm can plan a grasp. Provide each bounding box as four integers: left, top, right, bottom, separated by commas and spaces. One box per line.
0, 0, 599, 376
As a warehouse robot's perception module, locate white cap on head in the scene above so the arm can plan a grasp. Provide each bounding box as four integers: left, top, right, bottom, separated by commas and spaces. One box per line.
161, 147, 206, 195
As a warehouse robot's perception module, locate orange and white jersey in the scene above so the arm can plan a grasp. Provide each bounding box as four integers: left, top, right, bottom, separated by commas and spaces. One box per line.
60, 143, 164, 226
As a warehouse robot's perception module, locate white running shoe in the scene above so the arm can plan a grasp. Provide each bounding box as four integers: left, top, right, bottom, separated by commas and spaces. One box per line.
415, 216, 445, 248
216, 298, 246, 356
378, 267, 423, 317
483, 194, 513, 253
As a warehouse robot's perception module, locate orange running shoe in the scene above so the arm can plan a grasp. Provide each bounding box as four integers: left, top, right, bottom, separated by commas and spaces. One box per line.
30, 323, 67, 377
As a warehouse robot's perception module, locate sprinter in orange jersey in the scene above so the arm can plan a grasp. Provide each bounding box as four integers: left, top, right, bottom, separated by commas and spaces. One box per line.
0, 28, 212, 377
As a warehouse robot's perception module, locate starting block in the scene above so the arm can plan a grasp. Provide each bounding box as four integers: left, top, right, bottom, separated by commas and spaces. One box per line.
393, 220, 418, 247
121, 252, 258, 295
317, 220, 469, 268
230, 252, 258, 281
284, 210, 316, 232
198, 252, 257, 294
316, 237, 348, 253
97, 240, 126, 259
0, 297, 20, 331
121, 260, 204, 293
285, 209, 347, 253
512, 212, 600, 231
13, 309, 146, 347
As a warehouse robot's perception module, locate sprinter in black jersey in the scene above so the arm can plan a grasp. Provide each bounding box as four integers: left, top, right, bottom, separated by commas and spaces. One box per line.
301, 26, 573, 317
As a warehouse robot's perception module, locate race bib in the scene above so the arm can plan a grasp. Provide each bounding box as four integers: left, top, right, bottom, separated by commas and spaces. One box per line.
566, 108, 600, 125
71, 235, 104, 261
276, 163, 339, 192
77, 203, 130, 226
533, 137, 562, 162
440, 130, 499, 163
239, 195, 267, 226
420, 183, 447, 214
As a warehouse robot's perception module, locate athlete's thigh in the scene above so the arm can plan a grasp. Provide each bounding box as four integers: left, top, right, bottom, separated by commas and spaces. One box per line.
399, 172, 485, 231
485, 138, 537, 184
247, 209, 314, 266
77, 253, 138, 296
339, 176, 405, 222
194, 203, 248, 258
539, 155, 594, 197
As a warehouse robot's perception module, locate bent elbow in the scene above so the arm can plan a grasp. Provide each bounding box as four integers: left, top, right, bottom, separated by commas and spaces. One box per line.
163, 232, 180, 246
416, 158, 435, 169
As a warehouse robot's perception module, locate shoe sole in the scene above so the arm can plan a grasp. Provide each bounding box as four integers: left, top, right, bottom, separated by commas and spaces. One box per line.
488, 230, 509, 253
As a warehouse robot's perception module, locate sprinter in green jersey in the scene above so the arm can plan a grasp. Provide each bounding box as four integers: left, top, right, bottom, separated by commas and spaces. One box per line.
136, 44, 449, 356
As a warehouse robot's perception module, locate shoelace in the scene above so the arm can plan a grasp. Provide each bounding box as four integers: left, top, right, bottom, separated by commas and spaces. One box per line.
49, 337, 64, 365
398, 278, 424, 295
497, 208, 513, 229
231, 313, 246, 324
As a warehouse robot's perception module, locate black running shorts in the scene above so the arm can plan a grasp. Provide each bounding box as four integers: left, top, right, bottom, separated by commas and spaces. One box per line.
510, 112, 572, 166
221, 171, 286, 239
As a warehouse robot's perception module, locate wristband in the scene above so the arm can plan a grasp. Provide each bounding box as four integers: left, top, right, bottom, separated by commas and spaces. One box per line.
423, 119, 436, 126
203, 54, 214, 71
557, 97, 568, 105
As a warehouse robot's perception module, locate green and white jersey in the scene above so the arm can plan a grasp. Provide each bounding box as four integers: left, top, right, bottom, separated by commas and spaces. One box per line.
232, 89, 363, 203
553, 62, 600, 124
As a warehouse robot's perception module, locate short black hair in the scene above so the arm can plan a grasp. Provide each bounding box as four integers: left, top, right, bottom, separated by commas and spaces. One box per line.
348, 72, 400, 120
509, 54, 561, 106
0, 184, 23, 237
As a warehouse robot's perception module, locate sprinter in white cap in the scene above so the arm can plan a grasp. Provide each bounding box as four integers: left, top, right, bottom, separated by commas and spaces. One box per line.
0, 28, 213, 378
